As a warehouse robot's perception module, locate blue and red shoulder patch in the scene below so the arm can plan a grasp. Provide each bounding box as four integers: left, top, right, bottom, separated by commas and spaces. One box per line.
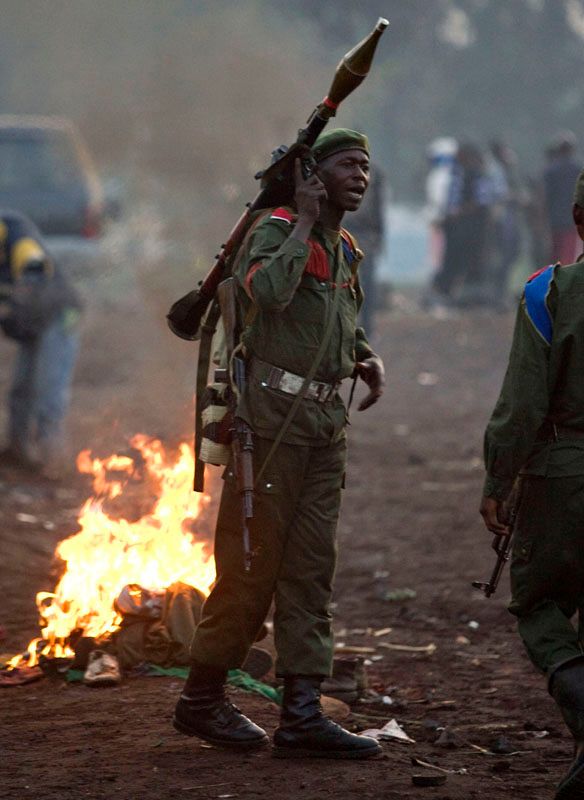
340, 229, 358, 265
524, 264, 555, 345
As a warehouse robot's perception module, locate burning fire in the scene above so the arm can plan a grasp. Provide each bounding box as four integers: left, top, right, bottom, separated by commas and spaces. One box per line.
12, 435, 215, 668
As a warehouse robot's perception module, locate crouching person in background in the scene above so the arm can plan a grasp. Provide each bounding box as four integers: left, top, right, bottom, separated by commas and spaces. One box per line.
0, 211, 82, 479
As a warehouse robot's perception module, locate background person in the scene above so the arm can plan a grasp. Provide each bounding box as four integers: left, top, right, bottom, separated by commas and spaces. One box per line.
432, 141, 493, 306
542, 131, 582, 265
425, 136, 458, 275
0, 211, 82, 479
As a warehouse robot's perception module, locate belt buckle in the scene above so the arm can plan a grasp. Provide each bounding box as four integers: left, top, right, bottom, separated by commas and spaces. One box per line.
322, 381, 338, 403
267, 366, 284, 389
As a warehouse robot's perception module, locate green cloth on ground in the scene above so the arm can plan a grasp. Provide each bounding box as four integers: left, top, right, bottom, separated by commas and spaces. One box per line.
64, 664, 282, 704
227, 669, 282, 704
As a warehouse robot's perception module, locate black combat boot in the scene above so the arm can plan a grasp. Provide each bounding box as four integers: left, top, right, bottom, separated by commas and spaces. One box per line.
273, 675, 382, 759
549, 658, 584, 799
173, 661, 268, 749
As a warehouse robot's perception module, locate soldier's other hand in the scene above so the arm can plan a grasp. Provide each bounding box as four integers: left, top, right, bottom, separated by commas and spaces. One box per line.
479, 496, 511, 536
356, 355, 385, 411
294, 159, 327, 223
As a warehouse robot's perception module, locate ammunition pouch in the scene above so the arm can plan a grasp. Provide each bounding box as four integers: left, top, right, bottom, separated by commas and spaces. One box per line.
199, 381, 233, 467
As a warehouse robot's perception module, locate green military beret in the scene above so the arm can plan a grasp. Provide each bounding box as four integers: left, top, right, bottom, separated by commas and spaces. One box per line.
311, 128, 370, 163
574, 169, 584, 208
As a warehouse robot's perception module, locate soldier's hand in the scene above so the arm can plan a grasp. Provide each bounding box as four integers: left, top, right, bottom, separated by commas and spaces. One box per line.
356, 354, 385, 411
479, 496, 511, 536
294, 158, 327, 224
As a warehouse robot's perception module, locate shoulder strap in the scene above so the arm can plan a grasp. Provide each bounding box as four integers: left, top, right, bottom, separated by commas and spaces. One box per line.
254, 238, 344, 487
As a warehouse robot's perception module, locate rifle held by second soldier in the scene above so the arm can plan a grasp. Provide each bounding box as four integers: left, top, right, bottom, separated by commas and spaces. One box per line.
472, 483, 521, 598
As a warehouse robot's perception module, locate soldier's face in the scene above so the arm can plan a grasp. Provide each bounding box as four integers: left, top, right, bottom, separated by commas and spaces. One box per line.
317, 149, 370, 212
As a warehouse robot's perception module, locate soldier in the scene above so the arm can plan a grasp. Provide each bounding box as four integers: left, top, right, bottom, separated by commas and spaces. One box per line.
480, 170, 584, 799
543, 132, 582, 266
173, 129, 385, 758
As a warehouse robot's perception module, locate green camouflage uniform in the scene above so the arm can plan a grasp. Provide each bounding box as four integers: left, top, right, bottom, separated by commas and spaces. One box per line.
191, 208, 374, 677
484, 256, 584, 674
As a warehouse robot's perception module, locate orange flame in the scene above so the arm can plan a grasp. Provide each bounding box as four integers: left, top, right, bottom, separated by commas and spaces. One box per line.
11, 435, 215, 668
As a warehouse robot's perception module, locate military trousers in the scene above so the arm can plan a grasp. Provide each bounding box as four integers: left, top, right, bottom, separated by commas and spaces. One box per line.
509, 475, 584, 675
190, 434, 347, 677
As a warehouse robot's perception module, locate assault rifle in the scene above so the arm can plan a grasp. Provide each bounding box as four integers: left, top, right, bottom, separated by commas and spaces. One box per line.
472, 486, 521, 598
216, 277, 254, 570
167, 17, 389, 342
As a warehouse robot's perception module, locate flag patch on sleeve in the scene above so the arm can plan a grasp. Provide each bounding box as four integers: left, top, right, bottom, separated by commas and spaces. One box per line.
524, 264, 554, 345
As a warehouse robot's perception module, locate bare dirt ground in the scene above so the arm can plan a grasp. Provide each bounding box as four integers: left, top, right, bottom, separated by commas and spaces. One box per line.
0, 292, 571, 800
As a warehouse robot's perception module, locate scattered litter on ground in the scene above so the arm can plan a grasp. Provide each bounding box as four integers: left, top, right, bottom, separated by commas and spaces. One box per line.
412, 772, 447, 787
0, 664, 43, 687
15, 513, 39, 523
411, 755, 468, 776
334, 645, 377, 655
456, 635, 471, 645
373, 627, 393, 637
467, 741, 524, 757
378, 642, 437, 655
434, 727, 459, 749
468, 620, 480, 630
520, 729, 550, 739
383, 588, 417, 602
360, 718, 415, 744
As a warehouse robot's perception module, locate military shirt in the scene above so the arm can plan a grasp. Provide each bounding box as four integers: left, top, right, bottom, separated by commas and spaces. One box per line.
233, 207, 374, 445
484, 258, 584, 500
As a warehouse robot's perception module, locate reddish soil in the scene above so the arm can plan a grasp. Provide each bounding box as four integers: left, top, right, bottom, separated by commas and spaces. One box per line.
0, 295, 570, 800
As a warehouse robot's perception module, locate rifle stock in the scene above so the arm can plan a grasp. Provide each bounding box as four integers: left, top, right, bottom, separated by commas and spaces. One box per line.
216, 277, 254, 570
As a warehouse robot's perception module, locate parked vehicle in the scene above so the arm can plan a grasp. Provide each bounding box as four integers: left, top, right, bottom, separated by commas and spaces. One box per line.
0, 115, 104, 238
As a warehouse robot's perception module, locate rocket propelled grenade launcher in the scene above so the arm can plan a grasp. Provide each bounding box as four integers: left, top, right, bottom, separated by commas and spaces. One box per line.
167, 17, 389, 342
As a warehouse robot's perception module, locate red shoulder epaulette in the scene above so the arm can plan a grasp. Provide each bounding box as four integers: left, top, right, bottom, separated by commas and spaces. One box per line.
270, 207, 296, 224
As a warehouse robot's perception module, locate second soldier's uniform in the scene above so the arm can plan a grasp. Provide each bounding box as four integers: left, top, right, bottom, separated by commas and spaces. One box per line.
484, 259, 584, 673
483, 170, 584, 799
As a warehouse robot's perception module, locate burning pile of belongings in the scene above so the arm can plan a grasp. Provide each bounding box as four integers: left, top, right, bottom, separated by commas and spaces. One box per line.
0, 435, 370, 707
0, 436, 219, 687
